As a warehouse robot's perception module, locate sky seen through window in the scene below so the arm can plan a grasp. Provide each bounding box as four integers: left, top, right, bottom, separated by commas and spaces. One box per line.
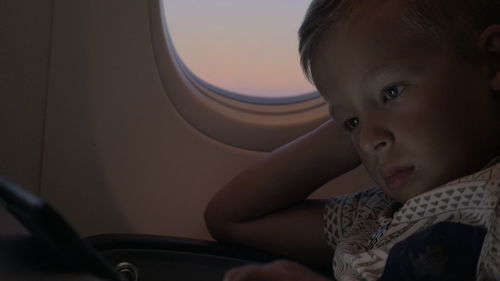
163, 0, 317, 99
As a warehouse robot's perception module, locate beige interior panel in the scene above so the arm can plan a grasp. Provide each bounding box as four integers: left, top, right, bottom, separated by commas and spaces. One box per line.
1, 0, 375, 240
0, 0, 54, 193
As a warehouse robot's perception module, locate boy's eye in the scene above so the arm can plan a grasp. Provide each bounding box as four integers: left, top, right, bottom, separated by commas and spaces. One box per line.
382, 84, 405, 102
344, 117, 359, 131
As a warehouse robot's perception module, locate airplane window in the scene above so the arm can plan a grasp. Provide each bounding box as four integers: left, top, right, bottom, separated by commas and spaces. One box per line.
162, 0, 317, 104
153, 0, 328, 151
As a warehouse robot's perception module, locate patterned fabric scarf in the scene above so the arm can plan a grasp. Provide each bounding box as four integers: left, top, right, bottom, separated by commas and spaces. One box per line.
324, 158, 500, 281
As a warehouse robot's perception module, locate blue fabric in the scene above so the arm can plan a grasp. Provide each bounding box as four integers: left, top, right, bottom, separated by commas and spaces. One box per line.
378, 222, 486, 281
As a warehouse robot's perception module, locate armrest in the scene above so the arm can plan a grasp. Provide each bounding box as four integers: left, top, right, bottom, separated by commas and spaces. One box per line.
86, 234, 281, 263
86, 234, 332, 281
86, 234, 284, 281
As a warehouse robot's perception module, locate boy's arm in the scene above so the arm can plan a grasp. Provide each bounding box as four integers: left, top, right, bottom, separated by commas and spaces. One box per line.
204, 119, 360, 268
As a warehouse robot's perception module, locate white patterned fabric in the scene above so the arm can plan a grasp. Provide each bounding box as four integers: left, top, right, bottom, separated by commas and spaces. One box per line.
323, 158, 500, 281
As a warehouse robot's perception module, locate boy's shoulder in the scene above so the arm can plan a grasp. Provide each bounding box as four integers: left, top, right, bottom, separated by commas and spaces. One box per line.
405, 158, 498, 201
443, 156, 500, 187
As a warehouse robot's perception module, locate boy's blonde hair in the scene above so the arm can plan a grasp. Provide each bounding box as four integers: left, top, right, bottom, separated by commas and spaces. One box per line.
299, 0, 500, 83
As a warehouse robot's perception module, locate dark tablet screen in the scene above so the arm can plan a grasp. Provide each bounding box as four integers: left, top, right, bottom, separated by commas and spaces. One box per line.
0, 176, 121, 281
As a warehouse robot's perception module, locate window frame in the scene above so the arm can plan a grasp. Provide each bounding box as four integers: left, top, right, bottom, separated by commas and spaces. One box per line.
149, 0, 329, 152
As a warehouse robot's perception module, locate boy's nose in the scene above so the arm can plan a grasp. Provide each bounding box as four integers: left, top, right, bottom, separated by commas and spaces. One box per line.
357, 121, 394, 155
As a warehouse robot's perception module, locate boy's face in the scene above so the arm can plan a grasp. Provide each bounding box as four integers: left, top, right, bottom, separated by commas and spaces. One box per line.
311, 2, 500, 203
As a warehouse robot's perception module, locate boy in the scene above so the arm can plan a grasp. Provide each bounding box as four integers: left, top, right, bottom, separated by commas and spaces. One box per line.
204, 0, 500, 280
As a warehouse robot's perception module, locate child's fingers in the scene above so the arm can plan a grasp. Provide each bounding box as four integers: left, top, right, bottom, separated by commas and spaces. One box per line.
223, 264, 261, 281
223, 260, 331, 281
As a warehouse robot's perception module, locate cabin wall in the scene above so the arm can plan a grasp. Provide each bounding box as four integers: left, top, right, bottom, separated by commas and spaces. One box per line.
2, 0, 374, 240
0, 0, 54, 193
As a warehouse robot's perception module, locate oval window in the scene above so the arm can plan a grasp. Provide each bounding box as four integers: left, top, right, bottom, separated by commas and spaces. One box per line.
162, 0, 316, 102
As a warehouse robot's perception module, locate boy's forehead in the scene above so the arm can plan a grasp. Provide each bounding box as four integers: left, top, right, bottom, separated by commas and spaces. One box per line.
312, 31, 416, 94
311, 1, 434, 93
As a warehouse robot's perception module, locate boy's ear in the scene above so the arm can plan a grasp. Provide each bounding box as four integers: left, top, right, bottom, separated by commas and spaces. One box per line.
478, 24, 500, 92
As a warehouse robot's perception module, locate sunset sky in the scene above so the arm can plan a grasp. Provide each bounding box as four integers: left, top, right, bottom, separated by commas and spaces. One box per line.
162, 0, 317, 98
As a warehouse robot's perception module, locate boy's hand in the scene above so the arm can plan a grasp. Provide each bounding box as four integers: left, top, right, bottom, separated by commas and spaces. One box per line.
223, 260, 331, 281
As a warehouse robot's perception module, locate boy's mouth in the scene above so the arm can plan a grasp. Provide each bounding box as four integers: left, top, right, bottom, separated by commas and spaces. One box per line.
381, 165, 415, 191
